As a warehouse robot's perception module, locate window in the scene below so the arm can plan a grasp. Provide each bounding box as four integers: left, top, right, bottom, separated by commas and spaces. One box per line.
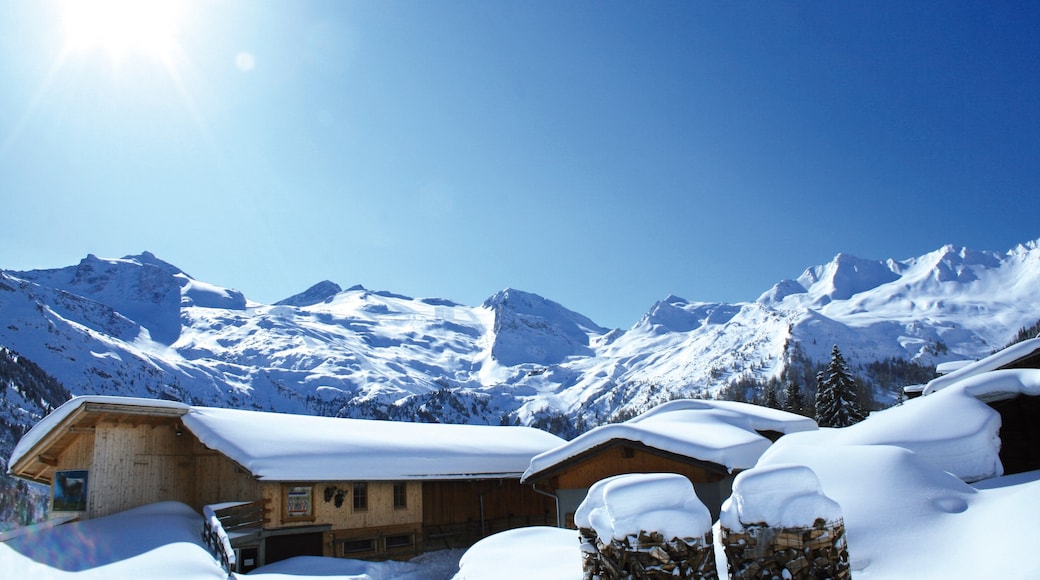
284, 485, 313, 520
393, 482, 407, 509
352, 482, 367, 511
385, 533, 413, 550
341, 538, 375, 554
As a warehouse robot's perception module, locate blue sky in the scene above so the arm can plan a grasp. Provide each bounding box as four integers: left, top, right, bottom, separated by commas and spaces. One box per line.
2, 1, 1038, 329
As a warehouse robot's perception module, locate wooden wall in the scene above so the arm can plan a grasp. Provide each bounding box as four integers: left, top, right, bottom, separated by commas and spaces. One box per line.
420, 479, 555, 549
553, 444, 726, 490
192, 444, 262, 509
48, 419, 263, 519
87, 421, 197, 518
262, 481, 422, 531
422, 479, 554, 526
991, 394, 1040, 475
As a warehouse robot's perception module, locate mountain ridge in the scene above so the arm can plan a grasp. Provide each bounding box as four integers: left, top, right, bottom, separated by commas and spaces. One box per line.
1, 239, 1038, 433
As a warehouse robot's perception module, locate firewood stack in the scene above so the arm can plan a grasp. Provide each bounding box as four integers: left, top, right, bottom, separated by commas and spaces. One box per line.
579, 527, 718, 580
721, 517, 850, 579
718, 464, 851, 580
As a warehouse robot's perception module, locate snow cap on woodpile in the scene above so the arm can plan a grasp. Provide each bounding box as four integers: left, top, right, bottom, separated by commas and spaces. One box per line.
575, 473, 712, 542
720, 464, 842, 530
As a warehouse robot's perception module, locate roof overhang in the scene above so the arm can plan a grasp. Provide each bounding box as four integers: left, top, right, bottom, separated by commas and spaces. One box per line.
521, 438, 730, 484
8, 399, 188, 485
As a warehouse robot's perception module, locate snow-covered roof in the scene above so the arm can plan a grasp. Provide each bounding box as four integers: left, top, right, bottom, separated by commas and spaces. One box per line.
522, 400, 817, 482
183, 406, 564, 480
766, 368, 1040, 482
9, 396, 565, 482
924, 337, 1040, 396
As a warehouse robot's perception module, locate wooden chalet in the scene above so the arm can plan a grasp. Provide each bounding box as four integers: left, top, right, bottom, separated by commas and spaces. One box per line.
7, 396, 563, 572
521, 400, 817, 526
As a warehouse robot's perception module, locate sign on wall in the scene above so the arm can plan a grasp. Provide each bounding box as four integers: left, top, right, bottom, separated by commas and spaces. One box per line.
286, 486, 313, 518
53, 469, 89, 512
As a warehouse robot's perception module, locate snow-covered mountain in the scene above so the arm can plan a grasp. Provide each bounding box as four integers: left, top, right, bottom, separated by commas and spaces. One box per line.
1, 240, 1038, 432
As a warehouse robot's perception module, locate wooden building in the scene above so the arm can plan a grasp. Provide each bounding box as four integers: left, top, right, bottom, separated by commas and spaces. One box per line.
920, 335, 1040, 476
8, 396, 562, 572
521, 400, 817, 526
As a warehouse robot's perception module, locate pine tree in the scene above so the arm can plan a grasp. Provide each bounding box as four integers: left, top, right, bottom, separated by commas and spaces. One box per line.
783, 381, 805, 415
814, 345, 866, 428
763, 386, 780, 409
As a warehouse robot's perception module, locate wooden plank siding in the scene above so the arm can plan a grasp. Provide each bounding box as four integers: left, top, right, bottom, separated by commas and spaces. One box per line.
421, 479, 555, 548
262, 481, 422, 532
193, 450, 263, 508
547, 441, 728, 491
44, 417, 262, 519
88, 421, 197, 517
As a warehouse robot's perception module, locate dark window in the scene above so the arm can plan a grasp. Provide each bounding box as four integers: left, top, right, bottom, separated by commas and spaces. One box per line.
385, 533, 413, 550
341, 538, 375, 554
352, 482, 367, 511
393, 482, 407, 509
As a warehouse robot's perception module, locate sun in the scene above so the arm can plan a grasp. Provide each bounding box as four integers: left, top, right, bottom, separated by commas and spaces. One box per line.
60, 0, 186, 62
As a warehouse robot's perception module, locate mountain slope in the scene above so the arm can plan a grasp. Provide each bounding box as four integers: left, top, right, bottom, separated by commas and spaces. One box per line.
1, 240, 1038, 431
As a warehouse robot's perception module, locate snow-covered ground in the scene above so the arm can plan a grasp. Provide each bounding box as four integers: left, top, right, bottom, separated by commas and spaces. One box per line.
4, 466, 1037, 578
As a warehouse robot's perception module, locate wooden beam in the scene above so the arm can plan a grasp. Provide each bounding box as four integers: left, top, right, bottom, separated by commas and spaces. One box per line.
37, 454, 58, 467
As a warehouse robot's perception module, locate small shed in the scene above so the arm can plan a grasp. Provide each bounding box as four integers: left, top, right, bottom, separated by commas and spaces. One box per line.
521, 400, 817, 525
8, 396, 563, 571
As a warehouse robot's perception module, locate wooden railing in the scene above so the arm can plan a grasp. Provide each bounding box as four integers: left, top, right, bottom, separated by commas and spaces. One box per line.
202, 501, 267, 573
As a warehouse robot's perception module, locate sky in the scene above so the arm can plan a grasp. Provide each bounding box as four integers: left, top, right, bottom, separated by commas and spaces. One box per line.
1, 1, 1038, 329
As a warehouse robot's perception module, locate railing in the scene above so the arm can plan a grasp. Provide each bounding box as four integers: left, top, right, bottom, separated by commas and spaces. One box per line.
202, 501, 266, 574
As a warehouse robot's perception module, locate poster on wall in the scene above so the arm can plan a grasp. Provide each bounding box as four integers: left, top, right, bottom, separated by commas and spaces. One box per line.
53, 470, 89, 512
286, 486, 312, 518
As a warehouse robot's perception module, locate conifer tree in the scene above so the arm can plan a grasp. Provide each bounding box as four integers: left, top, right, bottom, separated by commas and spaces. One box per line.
783, 381, 805, 416
814, 345, 866, 428
763, 386, 780, 409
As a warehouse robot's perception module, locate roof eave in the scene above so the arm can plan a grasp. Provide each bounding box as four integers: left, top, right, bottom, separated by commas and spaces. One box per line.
522, 438, 732, 484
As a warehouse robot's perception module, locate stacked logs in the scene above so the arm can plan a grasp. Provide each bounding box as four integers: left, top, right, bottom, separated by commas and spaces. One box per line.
580, 527, 718, 580
721, 517, 850, 579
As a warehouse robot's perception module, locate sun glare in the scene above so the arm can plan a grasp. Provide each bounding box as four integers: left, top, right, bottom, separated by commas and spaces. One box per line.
61, 0, 185, 61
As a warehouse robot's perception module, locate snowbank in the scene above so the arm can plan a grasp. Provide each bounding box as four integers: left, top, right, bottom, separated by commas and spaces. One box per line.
753, 444, 1040, 578
719, 464, 842, 530
453, 526, 581, 580
248, 551, 464, 580
0, 501, 225, 579
575, 473, 712, 542
766, 368, 1040, 482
